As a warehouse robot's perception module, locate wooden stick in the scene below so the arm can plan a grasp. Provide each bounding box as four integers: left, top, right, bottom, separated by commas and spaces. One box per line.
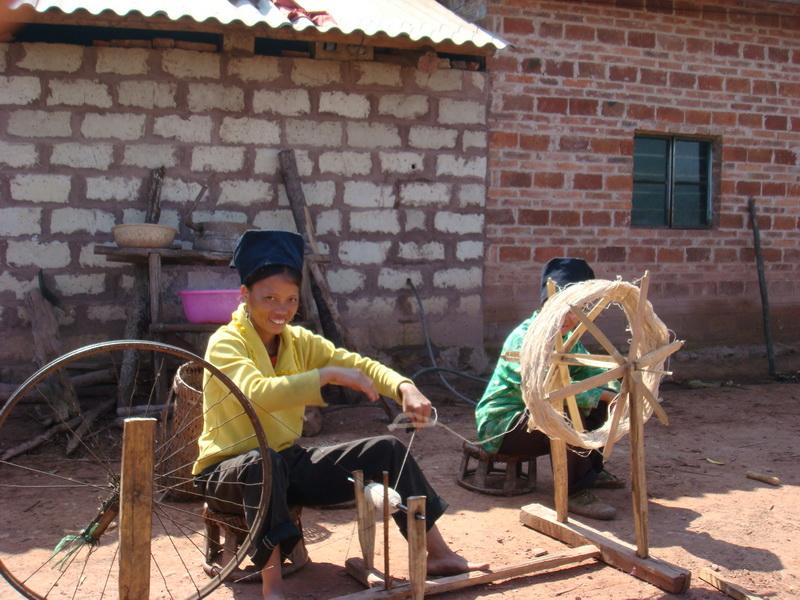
637, 375, 669, 426
520, 503, 690, 594
555, 353, 620, 369
601, 379, 628, 460
353, 471, 375, 570
406, 496, 426, 600
382, 471, 391, 590
546, 364, 627, 406
699, 567, 763, 600
568, 305, 626, 364
550, 438, 569, 522
331, 545, 600, 599
745, 471, 781, 486
635, 339, 684, 370
747, 197, 776, 377
562, 295, 614, 354
119, 418, 156, 600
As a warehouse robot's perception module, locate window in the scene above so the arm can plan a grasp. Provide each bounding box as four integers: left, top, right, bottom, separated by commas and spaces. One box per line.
632, 135, 712, 228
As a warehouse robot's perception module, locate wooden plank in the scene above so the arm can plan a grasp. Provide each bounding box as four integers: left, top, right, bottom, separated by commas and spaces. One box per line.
407, 497, 426, 600
519, 503, 690, 594
119, 418, 156, 600
550, 438, 569, 522
698, 567, 763, 600
353, 471, 375, 570
546, 364, 627, 406
345, 557, 386, 589
331, 546, 599, 599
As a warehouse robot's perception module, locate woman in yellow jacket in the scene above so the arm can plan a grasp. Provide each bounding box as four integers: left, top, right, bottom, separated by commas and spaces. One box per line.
193, 230, 485, 599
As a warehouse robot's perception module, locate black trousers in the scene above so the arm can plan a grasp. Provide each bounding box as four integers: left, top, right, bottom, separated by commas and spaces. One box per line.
197, 435, 448, 569
498, 403, 607, 494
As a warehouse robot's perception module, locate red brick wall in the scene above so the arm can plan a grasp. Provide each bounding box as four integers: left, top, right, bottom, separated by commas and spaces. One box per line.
483, 0, 800, 351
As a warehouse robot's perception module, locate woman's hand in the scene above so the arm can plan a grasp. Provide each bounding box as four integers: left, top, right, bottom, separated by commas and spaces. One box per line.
319, 367, 379, 401
398, 382, 432, 426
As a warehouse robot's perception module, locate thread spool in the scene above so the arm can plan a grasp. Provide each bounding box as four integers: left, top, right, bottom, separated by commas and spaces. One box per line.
364, 482, 401, 515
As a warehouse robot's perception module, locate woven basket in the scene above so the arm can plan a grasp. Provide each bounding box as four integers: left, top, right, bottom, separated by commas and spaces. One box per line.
158, 362, 204, 501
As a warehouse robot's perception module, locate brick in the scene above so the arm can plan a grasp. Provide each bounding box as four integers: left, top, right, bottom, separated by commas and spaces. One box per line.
640, 68, 667, 86
252, 209, 296, 231
534, 172, 564, 188
81, 113, 146, 140
162, 49, 220, 78
53, 273, 106, 296
326, 268, 365, 294
438, 99, 485, 125
6, 240, 71, 268
0, 141, 38, 167
574, 173, 602, 189
551, 210, 579, 226
339, 240, 391, 264
657, 248, 683, 262
87, 304, 126, 321
190, 146, 244, 172
743, 44, 765, 60
434, 212, 483, 234
398, 242, 445, 261
286, 119, 342, 147
500, 171, 531, 187
628, 246, 655, 262
228, 55, 280, 81
51, 143, 113, 169
51, 207, 115, 234
463, 130, 487, 150
628, 31, 655, 48
415, 69, 462, 92
502, 95, 533, 111
11, 174, 71, 203
520, 134, 549, 151
404, 209, 426, 231
0, 207, 41, 236
537, 97, 568, 114
609, 65, 637, 82
499, 246, 530, 261
456, 240, 483, 261
354, 61, 401, 87
566, 24, 595, 41
319, 151, 372, 175
347, 122, 400, 148
291, 59, 340, 86
253, 89, 311, 116
344, 181, 395, 207
124, 144, 178, 169
583, 210, 611, 226
409, 126, 457, 149
657, 107, 684, 123
0, 271, 36, 300
117, 81, 176, 108
491, 132, 518, 148
774, 150, 796, 165
753, 80, 777, 96
379, 151, 424, 174
598, 246, 626, 262
315, 209, 341, 234
0, 76, 41, 105
598, 28, 625, 44
669, 72, 696, 88
188, 83, 244, 112
726, 78, 750, 93
504, 17, 534, 34
686, 110, 711, 125
487, 209, 514, 225
378, 268, 422, 291
764, 115, 788, 131
153, 115, 212, 143
278, 180, 334, 208
545, 60, 573, 77
378, 94, 428, 119
219, 117, 280, 144
350, 210, 401, 234
698, 75, 723, 91
86, 176, 141, 201
578, 62, 605, 79
319, 91, 370, 118
7, 110, 70, 138
396, 182, 447, 206
18, 43, 83, 72
686, 247, 711, 262
255, 148, 313, 177
519, 209, 548, 225
436, 155, 486, 178
47, 79, 111, 107
457, 183, 485, 206
687, 38, 712, 54
539, 22, 563, 38
96, 47, 149, 75
714, 41, 740, 57
433, 267, 481, 290
569, 99, 598, 115
218, 180, 272, 206
768, 47, 790, 63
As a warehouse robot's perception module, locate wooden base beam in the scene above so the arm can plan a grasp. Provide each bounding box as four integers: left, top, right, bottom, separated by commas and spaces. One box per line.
519, 503, 690, 594
331, 546, 599, 599
345, 557, 391, 589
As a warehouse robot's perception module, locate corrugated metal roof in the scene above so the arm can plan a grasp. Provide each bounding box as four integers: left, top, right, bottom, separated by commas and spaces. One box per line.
10, 0, 507, 50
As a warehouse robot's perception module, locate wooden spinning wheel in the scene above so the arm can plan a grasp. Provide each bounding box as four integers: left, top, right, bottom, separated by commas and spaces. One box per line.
518, 272, 683, 557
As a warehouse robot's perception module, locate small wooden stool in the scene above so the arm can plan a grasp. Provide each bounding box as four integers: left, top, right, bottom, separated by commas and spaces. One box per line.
456, 441, 537, 496
203, 504, 308, 581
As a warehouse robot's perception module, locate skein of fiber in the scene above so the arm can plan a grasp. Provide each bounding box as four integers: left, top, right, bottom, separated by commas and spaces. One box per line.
364, 482, 401, 515
520, 278, 670, 451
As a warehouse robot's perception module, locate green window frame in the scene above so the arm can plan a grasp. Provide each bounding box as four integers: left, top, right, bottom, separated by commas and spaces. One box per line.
631, 135, 712, 228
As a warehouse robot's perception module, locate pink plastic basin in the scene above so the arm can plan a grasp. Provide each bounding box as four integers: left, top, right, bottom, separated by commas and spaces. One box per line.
179, 289, 242, 324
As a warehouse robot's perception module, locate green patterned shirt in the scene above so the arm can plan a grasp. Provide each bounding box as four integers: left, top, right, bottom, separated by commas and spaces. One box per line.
475, 311, 618, 453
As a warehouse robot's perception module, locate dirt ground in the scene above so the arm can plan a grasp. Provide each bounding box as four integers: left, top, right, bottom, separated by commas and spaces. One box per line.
1, 379, 798, 599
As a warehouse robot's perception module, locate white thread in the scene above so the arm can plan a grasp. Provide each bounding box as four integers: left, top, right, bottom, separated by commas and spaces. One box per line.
364, 482, 402, 516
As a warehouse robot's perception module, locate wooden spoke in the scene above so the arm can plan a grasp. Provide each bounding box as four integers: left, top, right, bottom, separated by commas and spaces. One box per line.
554, 353, 620, 369
626, 272, 650, 361
602, 378, 629, 460
635, 340, 684, 370
546, 364, 626, 407
635, 373, 669, 426
563, 295, 614, 353
568, 306, 626, 364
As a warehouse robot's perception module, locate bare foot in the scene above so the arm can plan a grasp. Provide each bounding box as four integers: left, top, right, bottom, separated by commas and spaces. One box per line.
427, 550, 490, 577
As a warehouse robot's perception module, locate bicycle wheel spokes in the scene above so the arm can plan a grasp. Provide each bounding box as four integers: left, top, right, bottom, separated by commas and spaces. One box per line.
0, 340, 270, 600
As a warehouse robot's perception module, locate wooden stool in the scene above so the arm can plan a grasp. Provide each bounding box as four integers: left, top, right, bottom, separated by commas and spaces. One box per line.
203, 504, 308, 581
456, 441, 537, 496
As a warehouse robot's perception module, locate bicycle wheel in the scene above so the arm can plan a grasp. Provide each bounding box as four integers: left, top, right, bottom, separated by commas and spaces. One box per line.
0, 340, 271, 599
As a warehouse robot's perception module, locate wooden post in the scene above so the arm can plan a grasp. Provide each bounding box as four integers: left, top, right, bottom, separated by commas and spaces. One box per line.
747, 197, 776, 377
546, 278, 570, 523
407, 496, 426, 600
382, 471, 391, 590
353, 471, 375, 570
119, 418, 156, 600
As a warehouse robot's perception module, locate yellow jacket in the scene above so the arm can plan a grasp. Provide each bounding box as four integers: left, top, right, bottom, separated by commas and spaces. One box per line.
193, 304, 410, 474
